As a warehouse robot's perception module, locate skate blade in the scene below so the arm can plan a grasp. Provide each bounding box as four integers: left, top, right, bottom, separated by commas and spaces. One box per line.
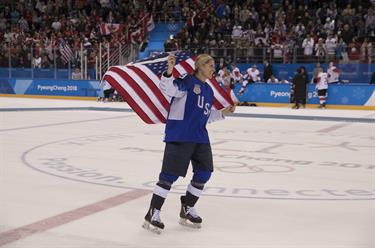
179, 218, 202, 229
142, 221, 162, 234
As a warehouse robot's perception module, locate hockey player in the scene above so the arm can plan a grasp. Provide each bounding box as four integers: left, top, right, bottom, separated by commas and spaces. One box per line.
143, 54, 236, 234
98, 80, 115, 102
267, 75, 279, 83
327, 61, 340, 84
239, 64, 260, 95
216, 67, 234, 91
314, 68, 329, 109
230, 62, 243, 85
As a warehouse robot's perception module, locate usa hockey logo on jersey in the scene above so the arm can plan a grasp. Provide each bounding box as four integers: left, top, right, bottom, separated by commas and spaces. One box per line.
193, 84, 201, 94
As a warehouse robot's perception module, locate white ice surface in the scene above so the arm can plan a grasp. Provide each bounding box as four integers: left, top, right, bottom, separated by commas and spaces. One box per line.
0, 97, 374, 248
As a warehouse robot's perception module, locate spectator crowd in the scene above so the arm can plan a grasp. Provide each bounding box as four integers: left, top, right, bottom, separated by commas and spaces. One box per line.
162, 0, 374, 64
0, 0, 153, 69
0, 0, 374, 70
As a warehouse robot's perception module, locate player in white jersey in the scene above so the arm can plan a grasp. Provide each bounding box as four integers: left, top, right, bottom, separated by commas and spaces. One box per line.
230, 62, 242, 83
314, 68, 328, 108
267, 75, 280, 83
239, 64, 260, 95
327, 61, 340, 84
216, 67, 233, 90
98, 80, 114, 102
216, 68, 225, 84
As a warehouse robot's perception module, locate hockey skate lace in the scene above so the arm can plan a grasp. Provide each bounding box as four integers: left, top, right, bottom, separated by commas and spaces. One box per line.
151, 209, 162, 222
186, 206, 199, 218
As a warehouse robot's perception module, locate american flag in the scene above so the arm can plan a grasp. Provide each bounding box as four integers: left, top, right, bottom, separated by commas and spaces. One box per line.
102, 51, 235, 124
59, 39, 74, 64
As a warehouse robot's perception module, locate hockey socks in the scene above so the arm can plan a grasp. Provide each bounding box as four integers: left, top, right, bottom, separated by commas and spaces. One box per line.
143, 180, 172, 234
150, 180, 172, 210
183, 169, 211, 207
319, 97, 326, 108
149, 172, 178, 210
185, 180, 204, 207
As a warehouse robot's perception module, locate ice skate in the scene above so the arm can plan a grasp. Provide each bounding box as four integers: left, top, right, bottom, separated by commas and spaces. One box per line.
179, 196, 202, 229
142, 207, 164, 234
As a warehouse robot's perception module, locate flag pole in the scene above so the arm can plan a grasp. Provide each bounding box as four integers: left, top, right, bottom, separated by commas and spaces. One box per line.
95, 56, 98, 80
54, 46, 57, 79
99, 43, 102, 79
80, 42, 84, 79
107, 43, 110, 70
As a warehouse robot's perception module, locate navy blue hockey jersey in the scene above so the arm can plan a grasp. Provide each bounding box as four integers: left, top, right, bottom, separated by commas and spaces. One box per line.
160, 73, 224, 144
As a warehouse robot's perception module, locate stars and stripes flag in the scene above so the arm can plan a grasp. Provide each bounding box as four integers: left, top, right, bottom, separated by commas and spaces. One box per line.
102, 51, 237, 124
58, 39, 74, 64
146, 13, 155, 32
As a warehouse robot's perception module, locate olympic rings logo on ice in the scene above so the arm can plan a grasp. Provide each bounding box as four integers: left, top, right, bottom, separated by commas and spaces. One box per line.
21, 133, 375, 200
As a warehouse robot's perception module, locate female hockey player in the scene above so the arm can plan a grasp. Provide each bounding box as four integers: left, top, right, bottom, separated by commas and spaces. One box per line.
314, 68, 329, 109
143, 54, 236, 234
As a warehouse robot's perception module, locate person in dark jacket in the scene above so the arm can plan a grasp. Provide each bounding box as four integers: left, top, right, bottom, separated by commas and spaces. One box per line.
300, 66, 309, 108
370, 72, 375, 84
292, 67, 308, 109
263, 60, 273, 82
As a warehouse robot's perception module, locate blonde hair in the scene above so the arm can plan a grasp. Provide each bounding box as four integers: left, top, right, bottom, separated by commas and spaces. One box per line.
194, 54, 214, 72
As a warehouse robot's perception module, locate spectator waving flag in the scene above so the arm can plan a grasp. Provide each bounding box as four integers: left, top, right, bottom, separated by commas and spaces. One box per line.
146, 13, 155, 32
102, 51, 236, 124
59, 38, 73, 64
100, 23, 122, 35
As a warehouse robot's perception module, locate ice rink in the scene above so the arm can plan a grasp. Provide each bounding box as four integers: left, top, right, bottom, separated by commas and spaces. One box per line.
0, 97, 374, 248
